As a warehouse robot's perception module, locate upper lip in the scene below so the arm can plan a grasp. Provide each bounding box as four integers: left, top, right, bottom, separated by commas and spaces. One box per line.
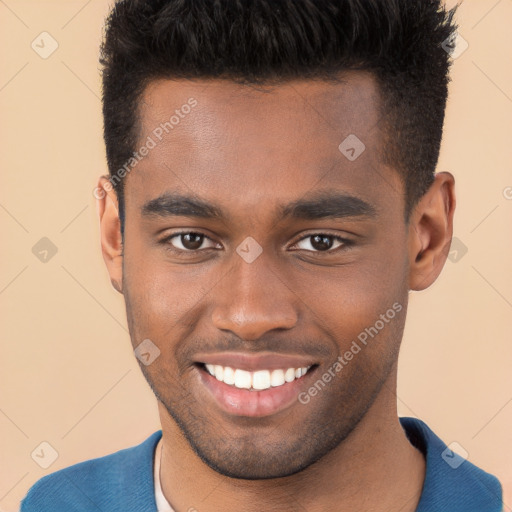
195, 352, 317, 372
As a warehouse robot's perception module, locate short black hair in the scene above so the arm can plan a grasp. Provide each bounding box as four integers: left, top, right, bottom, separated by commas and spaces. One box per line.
100, 0, 458, 236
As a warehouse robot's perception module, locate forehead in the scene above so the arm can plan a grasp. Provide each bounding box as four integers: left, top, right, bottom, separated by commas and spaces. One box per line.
138, 72, 381, 149
127, 73, 398, 216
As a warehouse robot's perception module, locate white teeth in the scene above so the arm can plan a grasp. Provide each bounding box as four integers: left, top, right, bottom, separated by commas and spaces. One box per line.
284, 368, 296, 382
252, 370, 271, 390
214, 365, 224, 381
223, 366, 235, 385
270, 369, 285, 387
203, 364, 312, 390
234, 369, 252, 389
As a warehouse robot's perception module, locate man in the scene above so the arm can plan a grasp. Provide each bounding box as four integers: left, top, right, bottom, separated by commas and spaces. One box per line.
21, 0, 503, 511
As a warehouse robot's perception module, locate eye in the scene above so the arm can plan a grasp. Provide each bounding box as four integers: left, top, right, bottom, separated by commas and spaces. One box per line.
160, 231, 352, 256
292, 234, 351, 252
162, 232, 219, 252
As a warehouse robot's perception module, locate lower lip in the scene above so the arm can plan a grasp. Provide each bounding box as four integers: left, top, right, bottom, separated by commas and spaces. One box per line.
197, 366, 316, 418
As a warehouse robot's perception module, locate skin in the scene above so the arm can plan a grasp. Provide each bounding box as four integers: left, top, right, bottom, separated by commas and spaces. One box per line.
97, 71, 455, 512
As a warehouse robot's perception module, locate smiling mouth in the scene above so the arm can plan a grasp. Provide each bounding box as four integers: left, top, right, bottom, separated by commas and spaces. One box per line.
197, 362, 316, 391
193, 361, 320, 417
190, 350, 322, 417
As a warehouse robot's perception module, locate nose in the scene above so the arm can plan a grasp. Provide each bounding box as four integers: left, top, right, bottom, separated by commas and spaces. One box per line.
211, 253, 299, 341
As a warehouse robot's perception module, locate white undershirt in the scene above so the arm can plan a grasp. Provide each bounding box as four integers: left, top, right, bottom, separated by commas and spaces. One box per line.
154, 438, 175, 512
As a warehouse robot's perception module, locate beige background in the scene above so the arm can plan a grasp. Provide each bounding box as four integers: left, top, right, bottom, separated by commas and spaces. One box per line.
1, 1, 511, 510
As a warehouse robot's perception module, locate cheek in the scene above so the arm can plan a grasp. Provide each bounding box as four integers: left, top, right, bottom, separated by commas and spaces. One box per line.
123, 222, 408, 349
294, 254, 408, 351
123, 249, 213, 341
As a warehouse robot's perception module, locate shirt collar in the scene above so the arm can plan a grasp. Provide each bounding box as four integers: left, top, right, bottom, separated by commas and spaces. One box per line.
152, 418, 503, 512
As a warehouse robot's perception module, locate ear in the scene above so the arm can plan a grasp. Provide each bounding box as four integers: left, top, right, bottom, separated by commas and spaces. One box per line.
408, 172, 456, 291
95, 175, 124, 294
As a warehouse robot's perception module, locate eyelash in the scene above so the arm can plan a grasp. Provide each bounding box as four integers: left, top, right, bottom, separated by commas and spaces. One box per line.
159, 231, 354, 257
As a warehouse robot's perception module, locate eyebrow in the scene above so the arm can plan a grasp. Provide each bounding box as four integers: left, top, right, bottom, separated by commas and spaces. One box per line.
141, 190, 377, 222
279, 191, 377, 220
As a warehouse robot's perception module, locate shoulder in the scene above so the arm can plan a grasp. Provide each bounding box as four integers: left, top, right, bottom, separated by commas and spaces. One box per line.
20, 430, 162, 512
400, 417, 503, 512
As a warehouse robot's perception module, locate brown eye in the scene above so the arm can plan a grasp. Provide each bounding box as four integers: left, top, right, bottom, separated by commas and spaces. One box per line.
310, 235, 334, 251
295, 234, 346, 252
179, 233, 204, 250
164, 232, 217, 252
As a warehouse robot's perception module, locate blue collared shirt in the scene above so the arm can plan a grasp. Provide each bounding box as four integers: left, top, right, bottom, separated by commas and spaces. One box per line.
21, 417, 503, 511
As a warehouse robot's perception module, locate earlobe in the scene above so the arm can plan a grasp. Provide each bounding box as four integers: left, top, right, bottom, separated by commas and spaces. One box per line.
96, 175, 124, 294
408, 172, 456, 291
111, 278, 123, 293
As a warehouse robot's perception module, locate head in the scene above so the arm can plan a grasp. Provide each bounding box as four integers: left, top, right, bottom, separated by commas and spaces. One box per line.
97, 0, 457, 479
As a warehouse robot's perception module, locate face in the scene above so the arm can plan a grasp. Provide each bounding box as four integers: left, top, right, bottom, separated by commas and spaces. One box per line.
99, 72, 445, 479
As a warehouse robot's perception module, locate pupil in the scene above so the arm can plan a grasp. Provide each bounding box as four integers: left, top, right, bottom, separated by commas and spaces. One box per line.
311, 235, 332, 251
182, 233, 203, 250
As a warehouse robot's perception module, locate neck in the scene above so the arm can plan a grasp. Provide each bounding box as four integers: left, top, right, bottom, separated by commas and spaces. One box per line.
158, 372, 425, 512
